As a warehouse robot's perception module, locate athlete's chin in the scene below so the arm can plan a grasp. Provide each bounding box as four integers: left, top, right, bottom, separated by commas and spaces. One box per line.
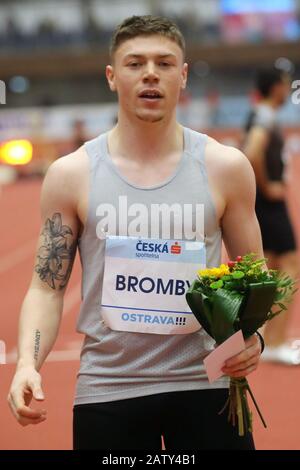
136, 111, 165, 123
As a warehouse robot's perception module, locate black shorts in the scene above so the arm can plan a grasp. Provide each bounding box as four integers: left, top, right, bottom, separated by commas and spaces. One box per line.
73, 389, 255, 450
255, 194, 296, 255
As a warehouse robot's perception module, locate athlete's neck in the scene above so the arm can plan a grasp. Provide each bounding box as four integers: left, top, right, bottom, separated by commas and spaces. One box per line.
107, 116, 184, 163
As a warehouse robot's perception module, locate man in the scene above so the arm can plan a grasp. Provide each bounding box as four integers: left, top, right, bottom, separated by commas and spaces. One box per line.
8, 15, 263, 450
243, 68, 300, 365
71, 119, 88, 151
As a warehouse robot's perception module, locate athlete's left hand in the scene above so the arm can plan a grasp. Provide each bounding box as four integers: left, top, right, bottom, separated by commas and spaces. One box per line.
221, 334, 261, 378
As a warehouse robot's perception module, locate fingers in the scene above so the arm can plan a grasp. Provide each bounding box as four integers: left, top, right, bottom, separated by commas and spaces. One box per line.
223, 335, 260, 368
8, 382, 47, 426
30, 381, 45, 401
8, 367, 48, 426
222, 334, 261, 377
11, 408, 47, 426
8, 397, 46, 426
17, 414, 47, 427
222, 358, 259, 378
9, 391, 47, 419
223, 352, 260, 372
224, 366, 257, 379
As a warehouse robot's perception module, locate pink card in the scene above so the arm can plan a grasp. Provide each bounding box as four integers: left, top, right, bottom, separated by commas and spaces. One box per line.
203, 330, 246, 383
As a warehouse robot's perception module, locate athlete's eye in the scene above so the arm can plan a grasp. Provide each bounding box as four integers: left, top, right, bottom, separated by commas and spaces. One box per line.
159, 62, 171, 67
128, 62, 142, 67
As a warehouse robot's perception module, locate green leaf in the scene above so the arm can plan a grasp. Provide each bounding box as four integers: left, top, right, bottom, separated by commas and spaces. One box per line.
210, 280, 224, 289
232, 271, 245, 279
223, 281, 236, 289
239, 282, 277, 337
185, 291, 214, 338
210, 289, 244, 343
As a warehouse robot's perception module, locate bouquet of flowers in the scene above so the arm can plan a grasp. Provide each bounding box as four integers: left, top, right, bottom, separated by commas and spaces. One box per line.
186, 253, 296, 436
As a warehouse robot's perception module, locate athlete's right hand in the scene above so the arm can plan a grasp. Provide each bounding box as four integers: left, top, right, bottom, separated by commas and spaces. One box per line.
7, 366, 47, 426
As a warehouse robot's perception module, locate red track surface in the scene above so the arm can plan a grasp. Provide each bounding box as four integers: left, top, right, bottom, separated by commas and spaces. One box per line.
0, 173, 300, 450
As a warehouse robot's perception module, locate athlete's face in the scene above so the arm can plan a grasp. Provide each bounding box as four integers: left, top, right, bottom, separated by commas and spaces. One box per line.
106, 35, 188, 123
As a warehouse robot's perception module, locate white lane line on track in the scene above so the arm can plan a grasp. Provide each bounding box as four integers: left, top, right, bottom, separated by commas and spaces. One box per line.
47, 348, 81, 362
5, 281, 82, 364
63, 282, 81, 317
0, 239, 37, 275
5, 343, 82, 364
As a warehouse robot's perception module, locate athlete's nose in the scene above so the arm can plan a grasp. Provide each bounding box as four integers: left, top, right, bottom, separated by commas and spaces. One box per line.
142, 62, 159, 83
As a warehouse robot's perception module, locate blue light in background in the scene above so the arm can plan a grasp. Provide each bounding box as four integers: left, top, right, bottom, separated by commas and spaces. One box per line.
221, 0, 295, 14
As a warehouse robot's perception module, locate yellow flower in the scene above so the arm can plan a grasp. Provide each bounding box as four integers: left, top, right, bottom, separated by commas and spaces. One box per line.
219, 264, 230, 276
198, 263, 230, 279
197, 268, 211, 277
211, 268, 222, 277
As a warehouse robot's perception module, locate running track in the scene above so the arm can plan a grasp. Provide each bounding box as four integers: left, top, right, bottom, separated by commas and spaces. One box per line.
0, 167, 300, 450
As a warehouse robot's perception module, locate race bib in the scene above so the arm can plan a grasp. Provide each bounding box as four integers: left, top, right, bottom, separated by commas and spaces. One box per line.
100, 236, 206, 334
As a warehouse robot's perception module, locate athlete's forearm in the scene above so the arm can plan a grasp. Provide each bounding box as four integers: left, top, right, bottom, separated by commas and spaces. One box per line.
16, 288, 63, 372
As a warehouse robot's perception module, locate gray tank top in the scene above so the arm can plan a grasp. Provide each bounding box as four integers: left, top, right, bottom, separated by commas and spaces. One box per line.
74, 126, 229, 406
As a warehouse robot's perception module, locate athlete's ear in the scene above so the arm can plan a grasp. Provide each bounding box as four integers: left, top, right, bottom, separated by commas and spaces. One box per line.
106, 65, 117, 92
181, 63, 188, 90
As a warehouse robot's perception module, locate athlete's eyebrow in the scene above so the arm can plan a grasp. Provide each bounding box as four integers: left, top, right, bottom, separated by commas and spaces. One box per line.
123, 53, 177, 60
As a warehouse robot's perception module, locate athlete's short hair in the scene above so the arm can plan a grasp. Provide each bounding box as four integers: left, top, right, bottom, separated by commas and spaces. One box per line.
109, 15, 185, 60
256, 68, 288, 98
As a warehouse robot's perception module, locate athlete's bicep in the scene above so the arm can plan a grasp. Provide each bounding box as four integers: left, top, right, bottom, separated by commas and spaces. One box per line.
30, 159, 80, 293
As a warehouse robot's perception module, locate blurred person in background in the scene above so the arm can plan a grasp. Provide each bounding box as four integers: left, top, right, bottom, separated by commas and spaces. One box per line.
243, 68, 300, 365
7, 15, 264, 450
71, 119, 88, 151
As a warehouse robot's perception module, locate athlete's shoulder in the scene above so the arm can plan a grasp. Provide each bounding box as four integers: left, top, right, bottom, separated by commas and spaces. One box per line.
204, 134, 255, 199
205, 135, 250, 171
50, 145, 88, 171
45, 145, 88, 182
41, 146, 89, 209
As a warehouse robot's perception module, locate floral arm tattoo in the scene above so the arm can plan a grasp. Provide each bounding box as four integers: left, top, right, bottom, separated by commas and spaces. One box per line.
35, 213, 77, 290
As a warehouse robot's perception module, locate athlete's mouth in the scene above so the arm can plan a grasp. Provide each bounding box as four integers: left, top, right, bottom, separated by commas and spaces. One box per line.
138, 89, 163, 100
